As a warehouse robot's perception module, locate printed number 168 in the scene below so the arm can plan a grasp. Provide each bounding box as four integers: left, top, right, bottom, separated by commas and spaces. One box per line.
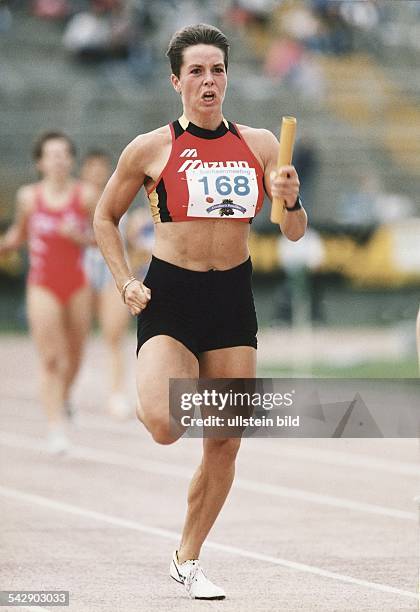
198, 175, 250, 197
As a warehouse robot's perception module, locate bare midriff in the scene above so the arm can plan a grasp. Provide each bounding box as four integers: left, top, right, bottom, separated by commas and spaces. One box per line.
153, 219, 250, 271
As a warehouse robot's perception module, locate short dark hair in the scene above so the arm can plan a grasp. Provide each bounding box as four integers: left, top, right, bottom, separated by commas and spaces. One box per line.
32, 131, 76, 161
82, 149, 112, 164
166, 23, 229, 78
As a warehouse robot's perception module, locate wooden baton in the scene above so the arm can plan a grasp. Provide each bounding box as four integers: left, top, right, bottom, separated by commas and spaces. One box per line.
270, 116, 297, 224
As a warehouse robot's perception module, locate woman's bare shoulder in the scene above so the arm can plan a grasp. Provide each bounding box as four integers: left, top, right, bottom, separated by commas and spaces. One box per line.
235, 123, 278, 167
118, 124, 172, 170
15, 182, 39, 214
235, 123, 278, 146
129, 124, 172, 153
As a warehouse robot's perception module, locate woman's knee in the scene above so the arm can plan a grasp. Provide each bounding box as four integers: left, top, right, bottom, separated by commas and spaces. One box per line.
103, 328, 122, 349
139, 409, 178, 445
42, 351, 69, 376
150, 419, 178, 445
204, 437, 242, 463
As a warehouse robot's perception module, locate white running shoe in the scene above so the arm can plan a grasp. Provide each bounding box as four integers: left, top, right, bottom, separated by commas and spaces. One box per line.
47, 427, 70, 455
170, 550, 226, 600
107, 393, 132, 420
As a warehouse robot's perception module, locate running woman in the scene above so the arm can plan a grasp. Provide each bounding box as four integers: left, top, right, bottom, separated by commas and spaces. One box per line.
94, 24, 307, 599
82, 150, 154, 418
0, 132, 96, 453
82, 150, 132, 419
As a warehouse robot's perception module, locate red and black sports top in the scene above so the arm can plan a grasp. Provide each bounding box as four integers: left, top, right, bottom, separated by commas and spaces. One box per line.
146, 115, 265, 223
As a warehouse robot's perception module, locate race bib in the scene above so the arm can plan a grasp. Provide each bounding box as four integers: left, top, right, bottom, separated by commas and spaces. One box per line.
186, 166, 258, 218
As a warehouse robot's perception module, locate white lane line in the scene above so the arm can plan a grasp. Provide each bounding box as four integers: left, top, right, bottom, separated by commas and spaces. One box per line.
247, 443, 420, 477
0, 431, 417, 521
78, 416, 420, 478
0, 485, 418, 601
3, 396, 419, 476
234, 479, 417, 521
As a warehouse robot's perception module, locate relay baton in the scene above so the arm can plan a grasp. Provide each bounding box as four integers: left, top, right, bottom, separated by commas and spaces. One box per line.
270, 116, 297, 224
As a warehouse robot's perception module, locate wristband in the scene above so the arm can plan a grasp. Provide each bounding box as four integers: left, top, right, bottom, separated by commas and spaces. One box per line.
284, 195, 303, 212
120, 277, 137, 303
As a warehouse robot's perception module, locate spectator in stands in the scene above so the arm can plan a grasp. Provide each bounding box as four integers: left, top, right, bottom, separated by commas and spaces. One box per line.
62, 0, 160, 77
63, 0, 131, 62
336, 172, 415, 229
63, 2, 110, 61
311, 0, 354, 54
32, 0, 70, 20
338, 0, 380, 33
264, 35, 304, 81
229, 0, 277, 25
0, 0, 12, 32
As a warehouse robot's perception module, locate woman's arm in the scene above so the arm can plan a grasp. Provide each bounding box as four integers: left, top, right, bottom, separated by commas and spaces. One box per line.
93, 135, 152, 314
255, 128, 307, 241
0, 186, 33, 254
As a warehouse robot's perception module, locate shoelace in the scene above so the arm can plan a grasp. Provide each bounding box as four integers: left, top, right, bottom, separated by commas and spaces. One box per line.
184, 562, 200, 594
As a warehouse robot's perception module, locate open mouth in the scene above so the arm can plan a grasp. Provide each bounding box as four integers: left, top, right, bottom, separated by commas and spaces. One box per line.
202, 92, 216, 102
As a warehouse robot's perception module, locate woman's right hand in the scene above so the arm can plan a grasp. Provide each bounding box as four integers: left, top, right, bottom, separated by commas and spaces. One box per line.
124, 280, 151, 316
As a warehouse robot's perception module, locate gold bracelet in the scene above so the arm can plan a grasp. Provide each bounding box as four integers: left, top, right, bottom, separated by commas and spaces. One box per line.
120, 277, 137, 303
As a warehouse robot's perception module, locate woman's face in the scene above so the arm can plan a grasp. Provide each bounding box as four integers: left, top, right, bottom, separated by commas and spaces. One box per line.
172, 44, 227, 116
37, 138, 74, 180
80, 157, 112, 190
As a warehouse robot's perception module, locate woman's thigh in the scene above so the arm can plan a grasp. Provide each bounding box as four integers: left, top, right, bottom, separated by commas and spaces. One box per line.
199, 346, 257, 441
199, 346, 257, 378
26, 285, 67, 362
136, 335, 199, 423
98, 281, 130, 343
64, 285, 92, 355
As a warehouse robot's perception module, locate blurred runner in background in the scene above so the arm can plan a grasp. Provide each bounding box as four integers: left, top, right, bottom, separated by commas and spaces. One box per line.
82, 150, 131, 419
0, 131, 96, 453
82, 150, 154, 418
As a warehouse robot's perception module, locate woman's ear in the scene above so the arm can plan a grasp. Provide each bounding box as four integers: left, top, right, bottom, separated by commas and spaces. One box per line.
170, 74, 181, 95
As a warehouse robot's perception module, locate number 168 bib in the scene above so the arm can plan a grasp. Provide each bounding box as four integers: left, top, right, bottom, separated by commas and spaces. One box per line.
186, 166, 258, 218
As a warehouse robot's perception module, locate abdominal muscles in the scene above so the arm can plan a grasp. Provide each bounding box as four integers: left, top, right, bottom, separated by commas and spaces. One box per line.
153, 219, 250, 271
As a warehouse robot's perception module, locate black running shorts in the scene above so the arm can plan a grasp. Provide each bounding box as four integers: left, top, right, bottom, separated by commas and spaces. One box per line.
136, 256, 258, 359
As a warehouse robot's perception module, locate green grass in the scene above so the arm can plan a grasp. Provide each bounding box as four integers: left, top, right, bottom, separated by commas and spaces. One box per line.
258, 358, 419, 378
0, 325, 27, 334
0, 328, 418, 378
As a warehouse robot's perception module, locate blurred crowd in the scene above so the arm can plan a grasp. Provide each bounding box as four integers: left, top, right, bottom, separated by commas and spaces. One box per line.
34, 0, 225, 78
1, 0, 418, 235
18, 0, 394, 96
0, 1, 391, 76
1, 0, 417, 86
227, 0, 384, 86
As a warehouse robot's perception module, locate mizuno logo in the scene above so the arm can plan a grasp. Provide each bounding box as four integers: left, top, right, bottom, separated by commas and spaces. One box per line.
178, 160, 250, 173
180, 148, 198, 158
